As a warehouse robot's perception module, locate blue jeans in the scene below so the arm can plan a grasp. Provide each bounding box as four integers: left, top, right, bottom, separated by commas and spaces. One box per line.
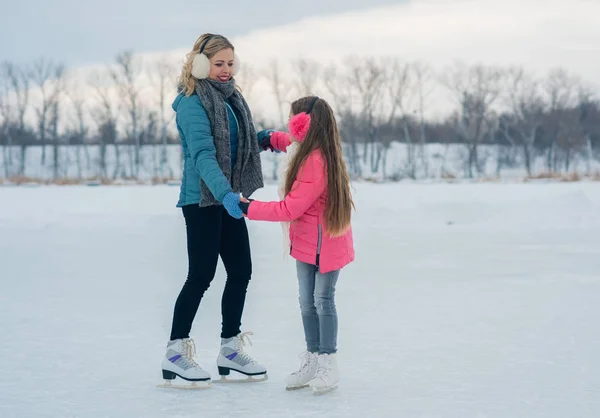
296, 260, 340, 354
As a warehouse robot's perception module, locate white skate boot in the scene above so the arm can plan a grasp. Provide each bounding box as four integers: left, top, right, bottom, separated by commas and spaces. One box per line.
158, 338, 211, 389
214, 332, 268, 383
285, 351, 318, 390
308, 353, 339, 395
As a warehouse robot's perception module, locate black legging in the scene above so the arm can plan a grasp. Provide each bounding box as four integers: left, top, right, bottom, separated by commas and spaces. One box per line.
170, 204, 252, 340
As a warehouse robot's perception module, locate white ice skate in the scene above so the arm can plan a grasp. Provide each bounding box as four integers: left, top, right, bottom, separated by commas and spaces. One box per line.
158, 338, 211, 389
308, 353, 339, 395
285, 351, 318, 391
213, 332, 268, 383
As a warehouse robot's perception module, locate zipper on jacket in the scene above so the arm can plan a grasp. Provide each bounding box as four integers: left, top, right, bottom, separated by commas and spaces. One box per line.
225, 102, 240, 133
316, 224, 322, 268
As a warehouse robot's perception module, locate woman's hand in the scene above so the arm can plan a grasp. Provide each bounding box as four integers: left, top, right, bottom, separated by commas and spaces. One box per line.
222, 192, 244, 219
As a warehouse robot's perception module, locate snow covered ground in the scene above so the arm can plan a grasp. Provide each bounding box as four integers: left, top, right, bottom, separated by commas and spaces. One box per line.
2, 143, 599, 182
1, 182, 599, 418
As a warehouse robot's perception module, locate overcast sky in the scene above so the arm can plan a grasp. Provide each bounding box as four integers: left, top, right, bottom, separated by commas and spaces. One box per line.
1, 0, 404, 66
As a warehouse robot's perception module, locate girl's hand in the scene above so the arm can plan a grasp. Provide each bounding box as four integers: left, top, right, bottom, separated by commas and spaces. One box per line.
239, 196, 252, 217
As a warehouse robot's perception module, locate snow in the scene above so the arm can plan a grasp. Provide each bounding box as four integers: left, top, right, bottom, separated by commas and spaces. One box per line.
1, 182, 600, 418
2, 143, 599, 182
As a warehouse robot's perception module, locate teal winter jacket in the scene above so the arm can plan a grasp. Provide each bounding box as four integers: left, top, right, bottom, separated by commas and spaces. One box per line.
173, 92, 245, 207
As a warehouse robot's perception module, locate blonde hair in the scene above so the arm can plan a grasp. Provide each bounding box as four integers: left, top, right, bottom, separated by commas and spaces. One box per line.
177, 33, 235, 96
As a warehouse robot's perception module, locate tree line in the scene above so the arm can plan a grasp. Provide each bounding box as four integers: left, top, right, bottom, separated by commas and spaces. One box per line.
1, 52, 599, 181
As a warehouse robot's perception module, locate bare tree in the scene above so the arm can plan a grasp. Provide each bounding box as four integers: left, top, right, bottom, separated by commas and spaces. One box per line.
267, 58, 291, 128
556, 85, 596, 173
576, 87, 600, 174
110, 50, 143, 177
340, 56, 388, 176
30, 58, 65, 169
413, 62, 434, 177
380, 60, 435, 179
4, 63, 30, 175
291, 58, 321, 97
89, 69, 118, 178
384, 58, 415, 178
51, 78, 66, 179
149, 56, 176, 178
235, 62, 261, 103
500, 66, 545, 176
48, 99, 60, 179
141, 110, 159, 177
65, 73, 90, 180
442, 63, 504, 178
266, 58, 294, 179
324, 62, 361, 178
541, 68, 579, 172
0, 66, 13, 178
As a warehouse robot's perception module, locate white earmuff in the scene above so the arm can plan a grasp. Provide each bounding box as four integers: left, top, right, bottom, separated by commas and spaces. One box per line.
232, 53, 240, 76
191, 53, 211, 79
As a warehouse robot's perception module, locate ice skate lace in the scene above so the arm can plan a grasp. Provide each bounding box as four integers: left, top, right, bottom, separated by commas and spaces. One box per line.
314, 355, 331, 379
235, 331, 257, 364
182, 338, 200, 368
294, 351, 314, 376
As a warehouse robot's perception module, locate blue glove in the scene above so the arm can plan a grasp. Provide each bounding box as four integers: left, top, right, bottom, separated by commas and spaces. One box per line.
222, 192, 243, 219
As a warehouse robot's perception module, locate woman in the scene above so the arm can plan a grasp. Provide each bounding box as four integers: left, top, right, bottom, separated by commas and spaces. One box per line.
160, 33, 269, 386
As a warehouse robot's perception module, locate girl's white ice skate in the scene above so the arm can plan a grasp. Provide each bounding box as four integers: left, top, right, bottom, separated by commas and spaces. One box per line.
285, 351, 318, 390
308, 353, 339, 395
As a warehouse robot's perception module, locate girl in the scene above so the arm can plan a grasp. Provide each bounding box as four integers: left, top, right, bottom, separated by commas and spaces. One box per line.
239, 96, 355, 394
161, 33, 269, 387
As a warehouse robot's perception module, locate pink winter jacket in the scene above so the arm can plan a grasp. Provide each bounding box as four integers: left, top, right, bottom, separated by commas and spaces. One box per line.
247, 131, 354, 273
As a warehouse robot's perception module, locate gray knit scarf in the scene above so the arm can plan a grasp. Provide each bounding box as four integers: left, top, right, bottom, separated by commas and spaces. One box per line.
193, 78, 264, 207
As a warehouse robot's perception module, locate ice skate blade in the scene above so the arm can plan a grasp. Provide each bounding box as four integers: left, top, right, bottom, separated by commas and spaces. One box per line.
285, 384, 309, 391
312, 385, 338, 396
212, 373, 268, 384
157, 380, 211, 390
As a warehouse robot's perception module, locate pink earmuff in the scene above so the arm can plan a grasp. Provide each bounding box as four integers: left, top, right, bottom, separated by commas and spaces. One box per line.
288, 112, 311, 141
287, 96, 319, 141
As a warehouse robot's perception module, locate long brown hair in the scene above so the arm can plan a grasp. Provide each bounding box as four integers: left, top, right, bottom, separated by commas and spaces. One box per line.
284, 96, 354, 236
